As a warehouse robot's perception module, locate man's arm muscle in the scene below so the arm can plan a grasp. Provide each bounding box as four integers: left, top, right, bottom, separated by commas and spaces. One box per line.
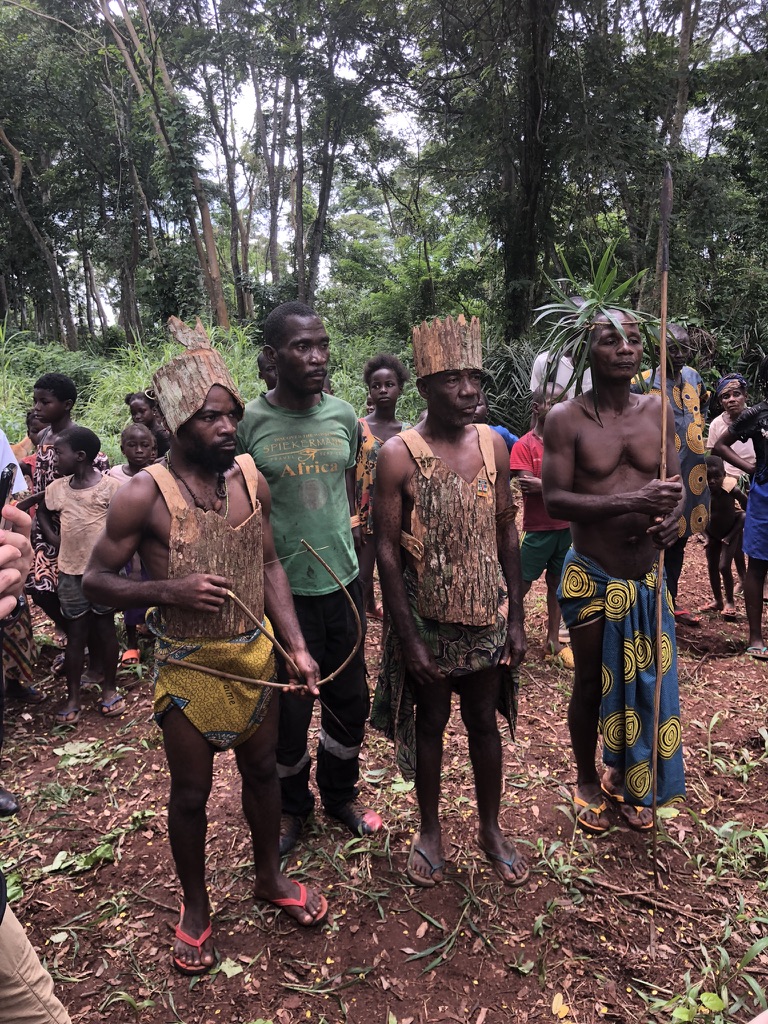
375, 437, 444, 685
83, 475, 229, 612
258, 474, 319, 692
492, 432, 526, 668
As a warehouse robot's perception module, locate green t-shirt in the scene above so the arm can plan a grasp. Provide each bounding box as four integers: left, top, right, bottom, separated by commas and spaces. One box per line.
237, 393, 359, 596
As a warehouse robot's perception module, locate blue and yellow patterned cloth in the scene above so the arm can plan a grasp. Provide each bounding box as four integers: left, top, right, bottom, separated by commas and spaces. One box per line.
148, 608, 276, 750
557, 549, 685, 807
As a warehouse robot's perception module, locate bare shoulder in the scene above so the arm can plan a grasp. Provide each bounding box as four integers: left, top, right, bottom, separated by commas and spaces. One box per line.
377, 432, 415, 484
107, 470, 161, 527
543, 397, 581, 439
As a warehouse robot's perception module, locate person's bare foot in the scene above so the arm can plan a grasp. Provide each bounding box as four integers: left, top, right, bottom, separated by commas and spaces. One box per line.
366, 604, 384, 620
619, 803, 653, 831
174, 904, 214, 974
573, 783, 611, 832
478, 829, 529, 885
406, 833, 444, 886
698, 599, 723, 613
255, 876, 327, 927
721, 602, 737, 619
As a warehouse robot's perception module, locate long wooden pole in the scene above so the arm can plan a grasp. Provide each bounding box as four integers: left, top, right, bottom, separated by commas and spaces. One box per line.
651, 162, 673, 889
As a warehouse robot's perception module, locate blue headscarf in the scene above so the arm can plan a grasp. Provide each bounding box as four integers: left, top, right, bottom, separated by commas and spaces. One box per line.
715, 372, 748, 397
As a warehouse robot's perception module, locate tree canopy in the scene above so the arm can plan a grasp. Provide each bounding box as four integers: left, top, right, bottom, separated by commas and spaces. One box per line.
1, 0, 767, 376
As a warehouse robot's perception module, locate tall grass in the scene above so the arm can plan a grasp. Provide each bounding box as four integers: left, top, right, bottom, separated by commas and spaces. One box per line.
0, 318, 530, 466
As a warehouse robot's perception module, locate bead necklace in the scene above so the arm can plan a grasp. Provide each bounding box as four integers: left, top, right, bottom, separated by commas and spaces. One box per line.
166, 455, 228, 516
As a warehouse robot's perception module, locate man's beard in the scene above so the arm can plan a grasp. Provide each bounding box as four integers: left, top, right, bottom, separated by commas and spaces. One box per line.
184, 440, 236, 474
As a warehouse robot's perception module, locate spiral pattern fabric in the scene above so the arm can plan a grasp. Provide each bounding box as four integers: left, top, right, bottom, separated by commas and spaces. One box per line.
558, 548, 685, 808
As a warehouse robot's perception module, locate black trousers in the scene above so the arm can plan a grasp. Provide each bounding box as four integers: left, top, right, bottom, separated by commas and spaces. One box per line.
276, 578, 369, 818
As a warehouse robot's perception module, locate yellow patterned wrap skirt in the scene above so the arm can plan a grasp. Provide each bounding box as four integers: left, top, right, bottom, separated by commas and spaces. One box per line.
149, 609, 275, 750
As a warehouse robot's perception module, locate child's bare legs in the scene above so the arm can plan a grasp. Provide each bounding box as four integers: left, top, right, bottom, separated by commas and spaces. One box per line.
90, 612, 120, 705
357, 535, 382, 619
735, 549, 746, 593
61, 614, 89, 718
700, 535, 724, 611
719, 532, 742, 613
545, 569, 563, 651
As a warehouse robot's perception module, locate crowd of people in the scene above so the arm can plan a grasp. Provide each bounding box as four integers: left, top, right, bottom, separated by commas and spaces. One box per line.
0, 301, 766, 1019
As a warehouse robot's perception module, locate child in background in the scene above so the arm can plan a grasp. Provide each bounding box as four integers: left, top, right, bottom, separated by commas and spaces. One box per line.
125, 390, 170, 457
109, 423, 155, 664
39, 426, 123, 724
257, 349, 278, 391
18, 411, 46, 487
699, 455, 747, 620
356, 354, 410, 620
510, 384, 573, 666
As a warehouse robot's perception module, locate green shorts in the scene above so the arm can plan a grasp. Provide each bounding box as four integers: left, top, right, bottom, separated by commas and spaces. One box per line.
520, 528, 571, 582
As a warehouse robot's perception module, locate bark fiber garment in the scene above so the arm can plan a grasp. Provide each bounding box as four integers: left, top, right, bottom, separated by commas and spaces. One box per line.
143, 454, 263, 639
399, 425, 498, 627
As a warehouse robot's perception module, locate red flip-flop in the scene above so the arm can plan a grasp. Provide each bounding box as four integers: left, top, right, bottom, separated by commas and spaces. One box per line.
674, 608, 701, 627
267, 881, 328, 927
173, 905, 214, 976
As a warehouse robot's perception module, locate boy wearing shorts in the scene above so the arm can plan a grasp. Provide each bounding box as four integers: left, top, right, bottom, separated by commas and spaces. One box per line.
510, 385, 573, 666
38, 426, 123, 724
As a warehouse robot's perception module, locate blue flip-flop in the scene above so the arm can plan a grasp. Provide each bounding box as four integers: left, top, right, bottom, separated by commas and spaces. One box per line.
746, 646, 768, 661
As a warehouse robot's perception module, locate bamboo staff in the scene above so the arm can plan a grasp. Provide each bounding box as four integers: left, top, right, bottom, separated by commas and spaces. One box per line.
651, 162, 673, 889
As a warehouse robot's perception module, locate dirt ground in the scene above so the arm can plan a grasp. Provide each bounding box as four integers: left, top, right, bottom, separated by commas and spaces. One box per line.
2, 539, 768, 1024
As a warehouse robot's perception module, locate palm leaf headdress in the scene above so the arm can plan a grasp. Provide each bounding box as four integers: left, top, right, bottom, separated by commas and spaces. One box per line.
533, 240, 660, 398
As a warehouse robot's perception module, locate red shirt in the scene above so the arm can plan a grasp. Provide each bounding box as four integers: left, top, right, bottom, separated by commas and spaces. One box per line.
510, 431, 569, 532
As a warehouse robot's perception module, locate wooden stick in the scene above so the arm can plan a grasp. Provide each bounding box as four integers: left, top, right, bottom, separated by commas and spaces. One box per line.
651, 161, 673, 890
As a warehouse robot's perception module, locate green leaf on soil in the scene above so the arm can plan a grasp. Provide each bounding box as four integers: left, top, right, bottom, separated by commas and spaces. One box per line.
218, 957, 244, 978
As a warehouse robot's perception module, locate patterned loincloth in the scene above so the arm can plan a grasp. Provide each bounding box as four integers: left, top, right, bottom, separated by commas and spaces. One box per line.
557, 549, 685, 807
371, 569, 517, 779
148, 609, 276, 750
2, 602, 36, 687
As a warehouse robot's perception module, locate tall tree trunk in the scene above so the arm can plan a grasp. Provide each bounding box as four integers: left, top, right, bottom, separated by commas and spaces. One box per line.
84, 251, 109, 339
306, 106, 345, 303
103, 0, 230, 326
501, 0, 559, 341
0, 128, 78, 349
253, 74, 292, 287
292, 71, 307, 302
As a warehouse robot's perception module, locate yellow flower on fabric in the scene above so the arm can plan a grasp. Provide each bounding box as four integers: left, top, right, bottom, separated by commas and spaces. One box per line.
686, 421, 706, 455
625, 709, 641, 746
623, 638, 637, 680
688, 464, 707, 495
601, 664, 614, 697
690, 503, 708, 533
578, 599, 605, 623
634, 631, 653, 672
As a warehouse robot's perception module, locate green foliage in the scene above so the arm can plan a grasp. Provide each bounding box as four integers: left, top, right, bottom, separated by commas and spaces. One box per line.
533, 240, 658, 396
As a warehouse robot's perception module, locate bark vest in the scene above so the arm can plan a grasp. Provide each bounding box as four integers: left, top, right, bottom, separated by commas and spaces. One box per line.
144, 454, 264, 639
399, 425, 498, 626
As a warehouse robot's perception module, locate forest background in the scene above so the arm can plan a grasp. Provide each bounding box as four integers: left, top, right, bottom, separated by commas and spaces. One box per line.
1, 0, 767, 456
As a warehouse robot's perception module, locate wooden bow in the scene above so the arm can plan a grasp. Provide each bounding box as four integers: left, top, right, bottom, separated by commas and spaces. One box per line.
154, 539, 363, 692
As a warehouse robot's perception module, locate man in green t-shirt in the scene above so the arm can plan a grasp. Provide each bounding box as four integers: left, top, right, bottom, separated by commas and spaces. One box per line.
238, 301, 382, 854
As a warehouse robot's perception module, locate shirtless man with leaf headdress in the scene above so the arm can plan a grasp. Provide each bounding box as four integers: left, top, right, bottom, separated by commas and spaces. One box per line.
541, 305, 686, 835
